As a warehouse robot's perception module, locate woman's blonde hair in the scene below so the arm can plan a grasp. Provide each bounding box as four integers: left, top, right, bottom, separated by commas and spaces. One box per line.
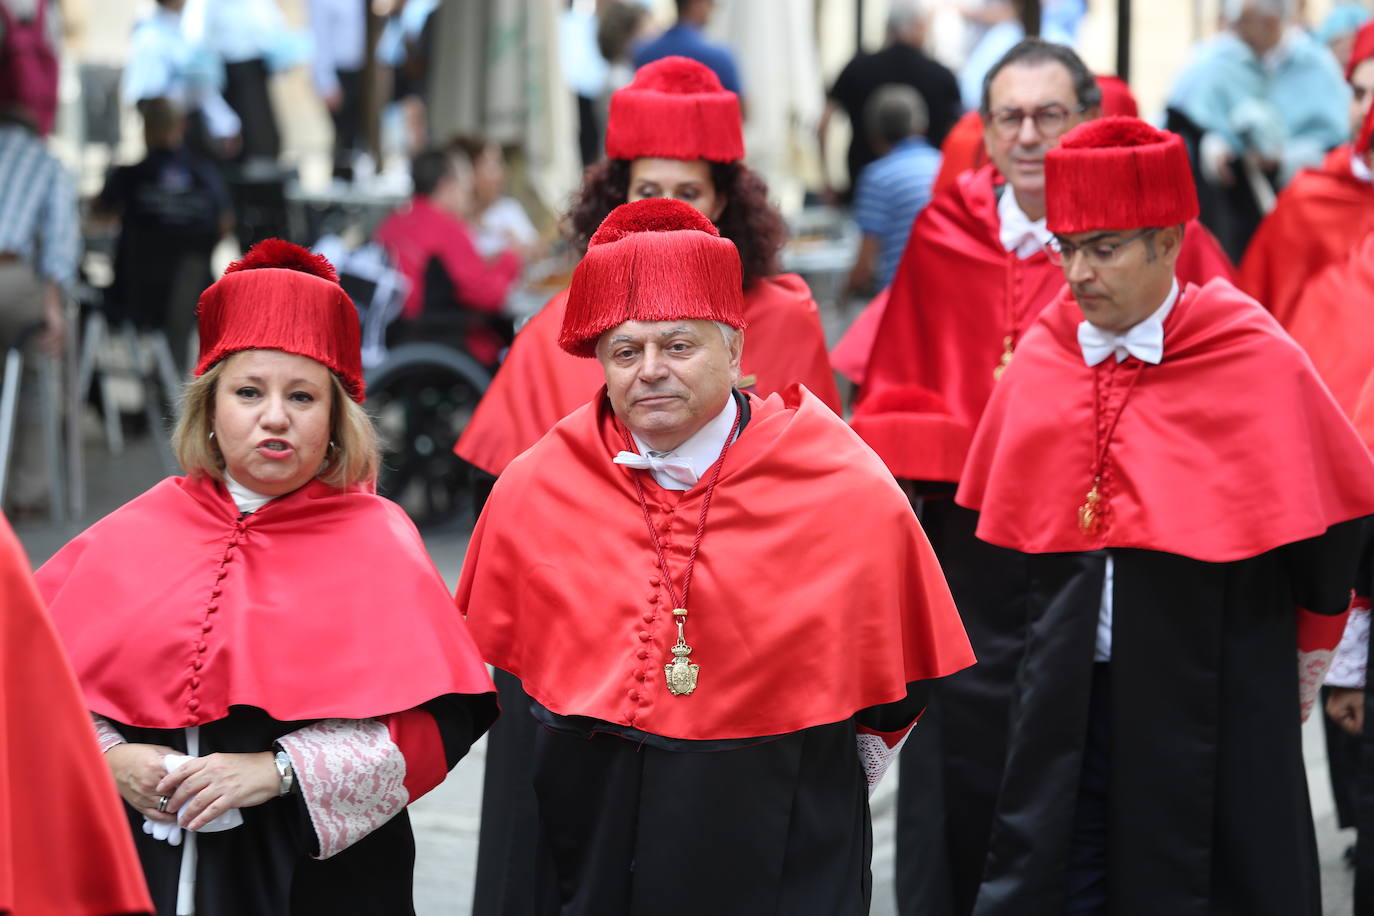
172, 355, 380, 489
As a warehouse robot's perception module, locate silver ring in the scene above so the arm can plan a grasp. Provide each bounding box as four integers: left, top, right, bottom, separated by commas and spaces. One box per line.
157, 795, 170, 813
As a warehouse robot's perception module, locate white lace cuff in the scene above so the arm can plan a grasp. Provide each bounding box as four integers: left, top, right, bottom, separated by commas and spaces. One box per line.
277, 719, 410, 860
92, 714, 127, 753
855, 724, 914, 795
1326, 606, 1370, 690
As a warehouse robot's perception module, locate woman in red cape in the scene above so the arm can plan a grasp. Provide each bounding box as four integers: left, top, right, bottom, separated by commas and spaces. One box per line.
1, 513, 152, 916
35, 241, 496, 916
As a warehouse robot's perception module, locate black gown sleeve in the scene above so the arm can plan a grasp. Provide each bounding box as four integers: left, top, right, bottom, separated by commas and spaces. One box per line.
1281, 516, 1372, 614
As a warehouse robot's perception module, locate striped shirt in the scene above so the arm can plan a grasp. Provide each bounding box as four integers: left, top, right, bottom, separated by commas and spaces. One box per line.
853, 136, 942, 289
0, 124, 79, 288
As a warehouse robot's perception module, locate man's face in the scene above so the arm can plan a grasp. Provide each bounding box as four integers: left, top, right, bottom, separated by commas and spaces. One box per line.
1350, 59, 1374, 141
1233, 7, 1284, 57
1057, 225, 1183, 333
983, 61, 1093, 202
597, 319, 742, 452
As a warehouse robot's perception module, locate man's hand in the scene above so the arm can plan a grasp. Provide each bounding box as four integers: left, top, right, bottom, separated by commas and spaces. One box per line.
105, 743, 182, 823
1327, 687, 1365, 737
38, 281, 65, 356
156, 751, 279, 831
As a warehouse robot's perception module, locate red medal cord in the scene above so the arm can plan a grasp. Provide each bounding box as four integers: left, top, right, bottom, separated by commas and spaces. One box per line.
621, 407, 743, 611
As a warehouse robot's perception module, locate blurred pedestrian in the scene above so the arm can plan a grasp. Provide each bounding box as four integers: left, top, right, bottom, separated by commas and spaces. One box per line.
0, 102, 77, 516
446, 134, 542, 262
454, 56, 842, 916
845, 41, 1232, 915
847, 83, 941, 295
633, 0, 741, 100
1166, 0, 1351, 259
957, 115, 1374, 914
376, 0, 439, 154
374, 148, 522, 366
308, 0, 367, 181
819, 0, 961, 201
458, 197, 974, 914
0, 513, 153, 916
36, 239, 498, 916
0, 0, 58, 136
1239, 21, 1374, 325
95, 98, 232, 369
123, 0, 242, 161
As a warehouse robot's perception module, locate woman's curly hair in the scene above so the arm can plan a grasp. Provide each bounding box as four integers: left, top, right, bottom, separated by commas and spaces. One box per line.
564, 159, 787, 289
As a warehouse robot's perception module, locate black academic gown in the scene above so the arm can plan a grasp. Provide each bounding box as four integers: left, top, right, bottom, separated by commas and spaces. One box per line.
973, 519, 1365, 916
120, 702, 476, 916
896, 498, 1029, 916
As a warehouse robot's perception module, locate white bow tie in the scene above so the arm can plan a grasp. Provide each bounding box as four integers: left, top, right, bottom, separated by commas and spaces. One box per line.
1077, 320, 1164, 367
614, 450, 699, 487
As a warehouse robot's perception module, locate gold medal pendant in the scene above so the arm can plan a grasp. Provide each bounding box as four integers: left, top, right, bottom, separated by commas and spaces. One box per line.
1078, 479, 1103, 534
664, 609, 699, 697
993, 335, 1015, 380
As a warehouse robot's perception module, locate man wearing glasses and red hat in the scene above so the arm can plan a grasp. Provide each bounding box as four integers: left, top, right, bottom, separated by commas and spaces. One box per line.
956, 116, 1374, 914
457, 198, 973, 913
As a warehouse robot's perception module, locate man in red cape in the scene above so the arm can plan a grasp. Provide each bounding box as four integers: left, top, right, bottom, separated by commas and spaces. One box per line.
1238, 21, 1374, 327
1, 514, 152, 916
456, 199, 973, 913
841, 39, 1233, 916
453, 57, 839, 483
956, 116, 1374, 914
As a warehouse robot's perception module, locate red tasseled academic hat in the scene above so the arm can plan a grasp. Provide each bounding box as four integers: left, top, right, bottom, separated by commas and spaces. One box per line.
1349, 22, 1374, 80
604, 56, 744, 162
559, 198, 746, 358
1045, 117, 1198, 235
194, 239, 365, 402
1096, 75, 1139, 118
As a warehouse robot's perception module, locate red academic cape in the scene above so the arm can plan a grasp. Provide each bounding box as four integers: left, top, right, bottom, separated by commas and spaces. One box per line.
1239, 145, 1374, 327
851, 164, 1233, 483
0, 515, 152, 916
36, 475, 496, 731
457, 386, 974, 741
454, 274, 841, 477
956, 279, 1374, 562
1287, 232, 1374, 416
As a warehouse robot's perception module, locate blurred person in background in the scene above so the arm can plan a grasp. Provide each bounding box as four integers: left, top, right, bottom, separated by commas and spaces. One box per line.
456, 56, 840, 916
0, 102, 78, 517
561, 0, 613, 167
595, 0, 651, 121
1318, 1, 1371, 67
1239, 21, 1374, 326
374, 148, 522, 367
1166, 0, 1351, 260
845, 40, 1232, 916
0, 0, 59, 137
846, 83, 942, 296
633, 0, 741, 99
376, 0, 439, 154
308, 0, 367, 182
94, 98, 233, 371
446, 134, 542, 262
36, 240, 498, 916
123, 0, 242, 161
820, 0, 961, 202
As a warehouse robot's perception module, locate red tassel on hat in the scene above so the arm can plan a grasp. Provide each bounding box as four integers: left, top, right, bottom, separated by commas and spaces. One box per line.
604, 56, 744, 163
1349, 22, 1374, 80
559, 199, 746, 358
1096, 75, 1139, 118
194, 239, 366, 401
1045, 116, 1199, 235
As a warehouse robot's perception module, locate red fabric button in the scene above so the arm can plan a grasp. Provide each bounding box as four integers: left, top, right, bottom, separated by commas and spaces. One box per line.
635, 671, 646, 681
649, 576, 660, 586
221, 554, 233, 563
215, 570, 228, 580
648, 594, 660, 604
196, 641, 207, 652
638, 632, 651, 642
191, 676, 201, 688
187, 700, 200, 712
628, 689, 639, 700
210, 587, 222, 597
205, 603, 218, 612
202, 621, 214, 633
192, 659, 204, 670
637, 649, 649, 659
642, 614, 654, 623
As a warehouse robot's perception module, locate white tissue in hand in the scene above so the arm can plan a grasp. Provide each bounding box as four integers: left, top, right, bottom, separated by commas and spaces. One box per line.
142, 753, 245, 839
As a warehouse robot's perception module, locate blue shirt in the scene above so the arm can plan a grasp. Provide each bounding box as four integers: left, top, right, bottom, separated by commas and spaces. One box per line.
632, 23, 741, 96
853, 136, 942, 288
0, 124, 80, 288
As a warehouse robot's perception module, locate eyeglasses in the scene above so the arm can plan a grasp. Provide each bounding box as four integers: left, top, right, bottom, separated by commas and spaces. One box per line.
985, 103, 1087, 139
1044, 229, 1159, 268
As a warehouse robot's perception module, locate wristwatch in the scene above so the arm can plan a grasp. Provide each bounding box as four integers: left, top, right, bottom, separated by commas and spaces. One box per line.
273, 749, 296, 797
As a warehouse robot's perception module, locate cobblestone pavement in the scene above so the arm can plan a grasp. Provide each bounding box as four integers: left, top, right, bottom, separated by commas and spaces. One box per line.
14, 435, 1356, 915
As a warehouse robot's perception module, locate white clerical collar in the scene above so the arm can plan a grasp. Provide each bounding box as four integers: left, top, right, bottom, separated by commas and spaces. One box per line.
1077, 279, 1179, 367
224, 472, 275, 515
997, 185, 1053, 259
618, 395, 739, 491
1353, 151, 1372, 184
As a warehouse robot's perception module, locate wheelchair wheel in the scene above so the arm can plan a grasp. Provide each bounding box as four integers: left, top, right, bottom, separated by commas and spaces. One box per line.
366, 342, 491, 529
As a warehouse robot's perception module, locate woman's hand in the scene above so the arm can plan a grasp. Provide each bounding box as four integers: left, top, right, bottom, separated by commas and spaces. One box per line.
1327, 687, 1365, 737
156, 752, 280, 831
105, 743, 182, 823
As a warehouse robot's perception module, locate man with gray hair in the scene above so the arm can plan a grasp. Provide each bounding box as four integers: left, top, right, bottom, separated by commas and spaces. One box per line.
1166, 0, 1350, 258
820, 0, 961, 200
847, 83, 941, 293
